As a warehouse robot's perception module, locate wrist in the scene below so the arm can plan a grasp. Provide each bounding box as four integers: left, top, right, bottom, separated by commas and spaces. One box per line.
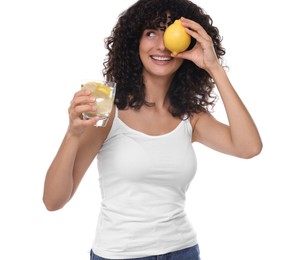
206, 63, 225, 79
65, 127, 83, 142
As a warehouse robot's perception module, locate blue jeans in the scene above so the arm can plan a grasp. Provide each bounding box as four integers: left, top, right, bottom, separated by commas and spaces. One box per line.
90, 244, 201, 260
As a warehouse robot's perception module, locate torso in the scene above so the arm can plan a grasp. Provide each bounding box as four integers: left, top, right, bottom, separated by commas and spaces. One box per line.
93, 105, 198, 258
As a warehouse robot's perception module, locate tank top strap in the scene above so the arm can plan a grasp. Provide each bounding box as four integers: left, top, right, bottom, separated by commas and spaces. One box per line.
115, 105, 119, 118
182, 115, 193, 136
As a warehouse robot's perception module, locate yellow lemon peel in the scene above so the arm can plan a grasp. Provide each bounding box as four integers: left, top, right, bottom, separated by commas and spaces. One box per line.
96, 83, 112, 96
163, 19, 191, 55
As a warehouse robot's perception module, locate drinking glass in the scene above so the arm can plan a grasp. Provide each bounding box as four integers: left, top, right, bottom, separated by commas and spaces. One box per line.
81, 80, 116, 127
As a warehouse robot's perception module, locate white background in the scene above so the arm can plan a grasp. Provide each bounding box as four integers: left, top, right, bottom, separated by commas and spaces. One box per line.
0, 0, 294, 259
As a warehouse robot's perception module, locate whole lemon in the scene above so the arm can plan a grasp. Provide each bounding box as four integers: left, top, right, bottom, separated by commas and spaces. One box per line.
164, 19, 191, 55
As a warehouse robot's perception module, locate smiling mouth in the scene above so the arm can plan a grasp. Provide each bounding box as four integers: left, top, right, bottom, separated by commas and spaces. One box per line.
151, 56, 173, 61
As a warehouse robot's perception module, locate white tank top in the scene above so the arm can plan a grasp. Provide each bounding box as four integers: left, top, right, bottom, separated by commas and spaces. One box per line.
92, 107, 197, 259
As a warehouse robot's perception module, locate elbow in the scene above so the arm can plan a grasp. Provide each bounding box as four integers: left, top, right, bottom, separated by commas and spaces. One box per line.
238, 141, 263, 159
44, 204, 63, 212
42, 196, 66, 212
42, 187, 73, 211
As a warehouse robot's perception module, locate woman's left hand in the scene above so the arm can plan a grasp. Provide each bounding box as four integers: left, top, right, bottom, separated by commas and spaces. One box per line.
173, 17, 220, 72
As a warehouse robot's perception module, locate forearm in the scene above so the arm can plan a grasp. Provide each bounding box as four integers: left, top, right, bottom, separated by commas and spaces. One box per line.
209, 65, 263, 157
43, 131, 80, 210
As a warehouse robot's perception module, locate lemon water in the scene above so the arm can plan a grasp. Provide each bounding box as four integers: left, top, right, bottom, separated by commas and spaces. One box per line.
81, 81, 116, 126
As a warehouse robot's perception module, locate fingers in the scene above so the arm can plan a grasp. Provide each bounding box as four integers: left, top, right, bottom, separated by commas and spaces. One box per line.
67, 89, 98, 133
173, 17, 219, 70
69, 90, 95, 116
180, 17, 212, 45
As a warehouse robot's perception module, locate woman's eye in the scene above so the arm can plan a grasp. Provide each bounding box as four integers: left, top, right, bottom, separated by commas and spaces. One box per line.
146, 31, 156, 37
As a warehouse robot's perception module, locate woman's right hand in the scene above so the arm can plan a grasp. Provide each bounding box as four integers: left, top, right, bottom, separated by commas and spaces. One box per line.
67, 89, 99, 136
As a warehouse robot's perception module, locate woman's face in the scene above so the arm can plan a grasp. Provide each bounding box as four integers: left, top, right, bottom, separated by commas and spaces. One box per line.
139, 28, 183, 79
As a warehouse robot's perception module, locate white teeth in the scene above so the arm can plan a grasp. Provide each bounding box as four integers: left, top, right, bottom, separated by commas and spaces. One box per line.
151, 56, 171, 61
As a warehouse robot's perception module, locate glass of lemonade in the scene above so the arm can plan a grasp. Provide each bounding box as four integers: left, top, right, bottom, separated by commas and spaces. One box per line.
81, 80, 116, 127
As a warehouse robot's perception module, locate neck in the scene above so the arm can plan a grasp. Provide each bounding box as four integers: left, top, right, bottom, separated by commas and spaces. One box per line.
143, 74, 173, 108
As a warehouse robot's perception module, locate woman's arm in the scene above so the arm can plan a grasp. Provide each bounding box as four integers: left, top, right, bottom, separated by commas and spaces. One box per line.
42, 89, 114, 211
178, 17, 262, 158
192, 66, 262, 158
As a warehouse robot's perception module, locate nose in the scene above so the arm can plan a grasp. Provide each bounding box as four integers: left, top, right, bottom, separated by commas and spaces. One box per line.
157, 33, 167, 51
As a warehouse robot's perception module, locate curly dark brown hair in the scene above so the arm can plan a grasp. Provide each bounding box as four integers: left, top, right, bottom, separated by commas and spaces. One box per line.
103, 0, 225, 118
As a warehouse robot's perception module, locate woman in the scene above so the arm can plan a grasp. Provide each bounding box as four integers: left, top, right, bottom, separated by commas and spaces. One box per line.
43, 0, 263, 259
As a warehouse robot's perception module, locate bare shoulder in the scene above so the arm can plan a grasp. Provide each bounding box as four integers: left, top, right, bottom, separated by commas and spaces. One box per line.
189, 111, 212, 129
189, 111, 218, 142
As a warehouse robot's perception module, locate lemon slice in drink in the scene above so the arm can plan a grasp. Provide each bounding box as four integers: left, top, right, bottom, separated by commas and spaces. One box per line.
82, 82, 97, 92
96, 83, 112, 96
82, 82, 112, 96
97, 97, 113, 114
